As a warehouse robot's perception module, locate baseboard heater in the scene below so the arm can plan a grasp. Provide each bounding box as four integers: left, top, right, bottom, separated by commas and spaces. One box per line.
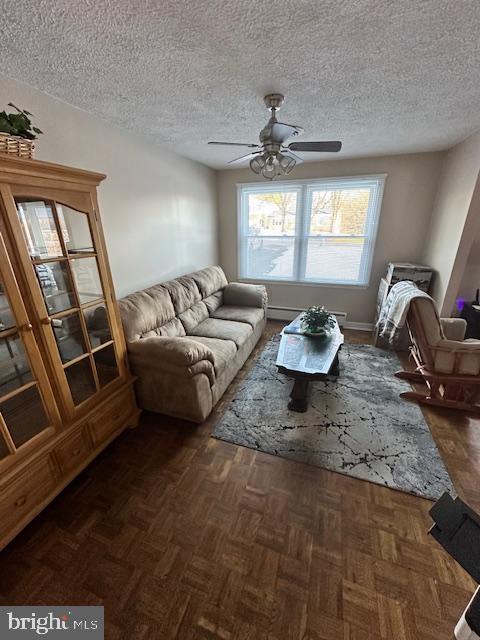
267, 305, 373, 332
267, 305, 347, 326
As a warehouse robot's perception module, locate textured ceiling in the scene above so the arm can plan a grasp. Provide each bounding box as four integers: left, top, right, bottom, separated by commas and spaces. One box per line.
0, 0, 479, 168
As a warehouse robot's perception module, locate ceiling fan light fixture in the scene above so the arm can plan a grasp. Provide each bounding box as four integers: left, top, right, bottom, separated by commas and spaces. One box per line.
278, 153, 296, 175
261, 153, 278, 180
249, 155, 265, 174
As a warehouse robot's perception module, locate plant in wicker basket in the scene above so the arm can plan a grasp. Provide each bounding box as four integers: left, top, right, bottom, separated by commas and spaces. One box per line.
0, 103, 43, 159
301, 305, 336, 336
0, 103, 42, 139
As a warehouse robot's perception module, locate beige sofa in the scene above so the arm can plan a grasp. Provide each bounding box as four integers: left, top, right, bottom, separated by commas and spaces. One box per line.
118, 266, 267, 422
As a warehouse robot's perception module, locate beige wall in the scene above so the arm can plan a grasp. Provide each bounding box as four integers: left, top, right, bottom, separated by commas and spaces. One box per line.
217, 153, 443, 324
458, 240, 480, 302
0, 75, 218, 297
422, 132, 480, 315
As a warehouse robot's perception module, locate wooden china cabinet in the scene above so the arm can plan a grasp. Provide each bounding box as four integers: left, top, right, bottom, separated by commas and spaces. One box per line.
0, 155, 139, 550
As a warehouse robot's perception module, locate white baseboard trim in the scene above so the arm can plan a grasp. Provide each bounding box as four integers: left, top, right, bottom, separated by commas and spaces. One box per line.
266, 306, 373, 332
267, 307, 303, 321
345, 321, 374, 332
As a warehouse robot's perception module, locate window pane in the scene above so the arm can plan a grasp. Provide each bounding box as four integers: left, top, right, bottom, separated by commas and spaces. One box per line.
0, 334, 33, 398
35, 261, 75, 314
0, 281, 15, 331
1, 385, 49, 447
71, 257, 103, 305
247, 192, 297, 236
65, 358, 96, 405
57, 204, 94, 254
52, 312, 87, 363
309, 188, 371, 235
245, 237, 294, 279
83, 302, 112, 348
305, 237, 365, 282
16, 200, 63, 259
94, 344, 119, 387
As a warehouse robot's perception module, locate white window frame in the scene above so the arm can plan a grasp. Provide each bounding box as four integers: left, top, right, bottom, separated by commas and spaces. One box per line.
237, 174, 386, 287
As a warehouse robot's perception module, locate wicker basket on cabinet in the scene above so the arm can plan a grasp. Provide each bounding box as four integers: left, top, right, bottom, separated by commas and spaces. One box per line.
0, 132, 35, 158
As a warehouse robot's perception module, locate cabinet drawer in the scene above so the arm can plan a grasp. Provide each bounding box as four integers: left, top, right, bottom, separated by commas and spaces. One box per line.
89, 392, 133, 446
55, 428, 92, 476
0, 457, 56, 540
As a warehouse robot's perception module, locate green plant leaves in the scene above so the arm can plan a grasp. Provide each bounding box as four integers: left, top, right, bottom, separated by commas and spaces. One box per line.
302, 305, 336, 332
0, 103, 43, 139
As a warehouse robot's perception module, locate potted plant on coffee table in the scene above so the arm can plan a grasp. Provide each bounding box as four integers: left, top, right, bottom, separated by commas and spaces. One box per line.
0, 103, 43, 159
301, 306, 336, 337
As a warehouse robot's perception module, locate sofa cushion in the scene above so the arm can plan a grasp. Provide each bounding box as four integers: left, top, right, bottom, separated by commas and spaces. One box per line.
118, 284, 175, 341
223, 282, 267, 308
203, 291, 223, 314
163, 276, 201, 314
128, 335, 214, 367
188, 318, 253, 348
178, 301, 209, 332
189, 266, 228, 298
152, 317, 186, 338
211, 305, 264, 329
188, 336, 237, 376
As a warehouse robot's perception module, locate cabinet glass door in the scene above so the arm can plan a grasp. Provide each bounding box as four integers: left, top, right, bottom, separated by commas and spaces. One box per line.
0, 255, 56, 459
15, 198, 120, 410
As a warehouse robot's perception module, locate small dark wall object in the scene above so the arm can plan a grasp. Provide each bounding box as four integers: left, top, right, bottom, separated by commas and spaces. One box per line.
460, 302, 480, 339
429, 492, 480, 583
429, 492, 480, 635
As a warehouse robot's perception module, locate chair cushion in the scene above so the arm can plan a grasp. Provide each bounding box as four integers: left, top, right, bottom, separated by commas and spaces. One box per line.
211, 305, 264, 329
188, 318, 253, 348
187, 336, 237, 376
412, 298, 443, 345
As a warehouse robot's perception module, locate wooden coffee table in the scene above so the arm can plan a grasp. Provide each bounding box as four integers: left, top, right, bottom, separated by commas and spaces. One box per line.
276, 314, 344, 412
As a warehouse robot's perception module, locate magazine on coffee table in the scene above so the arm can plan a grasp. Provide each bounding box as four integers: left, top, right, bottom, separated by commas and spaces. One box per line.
276, 314, 344, 375
283, 313, 305, 335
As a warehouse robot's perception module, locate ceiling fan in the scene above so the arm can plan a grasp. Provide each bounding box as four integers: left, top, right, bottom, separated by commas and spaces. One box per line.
208, 93, 342, 180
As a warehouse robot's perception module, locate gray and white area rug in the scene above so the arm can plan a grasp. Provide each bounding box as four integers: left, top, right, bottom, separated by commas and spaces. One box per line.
213, 336, 454, 499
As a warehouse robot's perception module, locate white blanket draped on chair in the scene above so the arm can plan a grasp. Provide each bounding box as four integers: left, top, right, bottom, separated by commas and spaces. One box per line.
377, 281, 433, 343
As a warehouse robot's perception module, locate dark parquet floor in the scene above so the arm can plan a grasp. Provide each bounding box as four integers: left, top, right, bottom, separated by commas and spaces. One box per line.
1, 322, 479, 639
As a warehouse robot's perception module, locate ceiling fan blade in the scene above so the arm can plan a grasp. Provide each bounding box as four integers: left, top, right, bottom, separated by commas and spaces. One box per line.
208, 141, 260, 148
268, 122, 304, 144
228, 151, 261, 165
288, 141, 342, 153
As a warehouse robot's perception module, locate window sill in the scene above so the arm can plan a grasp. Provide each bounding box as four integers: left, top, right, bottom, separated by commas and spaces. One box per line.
237, 277, 369, 290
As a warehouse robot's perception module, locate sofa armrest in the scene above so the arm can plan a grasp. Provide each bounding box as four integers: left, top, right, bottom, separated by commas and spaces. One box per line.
223, 282, 267, 308
440, 317, 467, 341
128, 336, 214, 367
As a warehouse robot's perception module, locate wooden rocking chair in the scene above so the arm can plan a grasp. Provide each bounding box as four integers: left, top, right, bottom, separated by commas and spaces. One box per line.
395, 297, 480, 412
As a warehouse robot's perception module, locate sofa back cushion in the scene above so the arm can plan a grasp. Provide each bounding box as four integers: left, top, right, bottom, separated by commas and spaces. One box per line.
163, 276, 201, 314
178, 301, 209, 333
119, 284, 180, 342
189, 266, 228, 298
119, 266, 228, 341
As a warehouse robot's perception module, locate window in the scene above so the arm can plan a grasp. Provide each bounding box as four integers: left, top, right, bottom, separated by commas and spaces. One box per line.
238, 175, 385, 286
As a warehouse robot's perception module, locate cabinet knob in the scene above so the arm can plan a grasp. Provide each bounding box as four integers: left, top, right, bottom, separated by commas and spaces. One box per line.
19, 323, 33, 332
41, 317, 52, 325
15, 496, 26, 507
